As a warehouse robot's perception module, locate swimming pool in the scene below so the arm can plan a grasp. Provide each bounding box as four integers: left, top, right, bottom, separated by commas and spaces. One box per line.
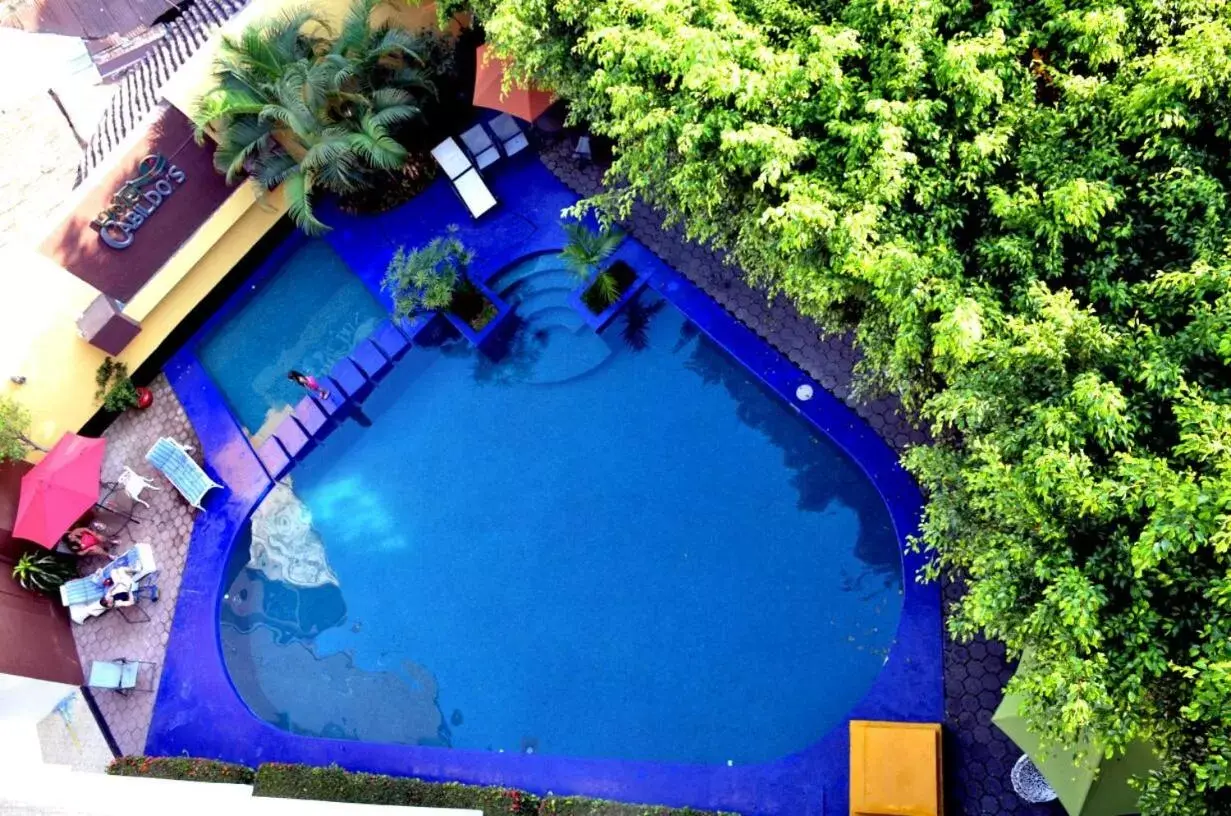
197, 238, 386, 438
215, 252, 903, 766
154, 158, 941, 816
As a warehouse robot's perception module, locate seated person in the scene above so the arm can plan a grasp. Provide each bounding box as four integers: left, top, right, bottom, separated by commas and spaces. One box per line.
64, 526, 113, 555
100, 567, 137, 609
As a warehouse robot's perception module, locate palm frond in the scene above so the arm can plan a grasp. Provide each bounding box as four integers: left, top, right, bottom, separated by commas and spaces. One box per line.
282, 169, 330, 234
368, 101, 420, 129
335, 0, 381, 57
561, 222, 626, 280
348, 120, 407, 169
369, 25, 428, 66
253, 149, 300, 189
214, 115, 276, 182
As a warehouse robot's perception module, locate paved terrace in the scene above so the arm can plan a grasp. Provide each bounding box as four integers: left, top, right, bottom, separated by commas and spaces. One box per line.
77, 144, 1054, 815
72, 374, 200, 756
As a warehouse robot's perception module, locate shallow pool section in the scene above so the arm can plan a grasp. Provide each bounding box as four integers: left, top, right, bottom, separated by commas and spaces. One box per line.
219, 259, 903, 767
197, 239, 386, 437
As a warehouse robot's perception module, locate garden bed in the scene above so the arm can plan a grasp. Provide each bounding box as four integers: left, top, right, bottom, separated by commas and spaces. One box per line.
571, 261, 647, 331
110, 758, 737, 815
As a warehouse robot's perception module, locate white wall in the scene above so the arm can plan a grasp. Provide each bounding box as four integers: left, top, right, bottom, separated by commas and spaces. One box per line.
0, 672, 76, 721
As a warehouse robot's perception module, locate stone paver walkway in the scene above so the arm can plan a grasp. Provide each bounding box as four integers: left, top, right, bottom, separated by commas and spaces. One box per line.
71, 374, 200, 756
540, 139, 1057, 815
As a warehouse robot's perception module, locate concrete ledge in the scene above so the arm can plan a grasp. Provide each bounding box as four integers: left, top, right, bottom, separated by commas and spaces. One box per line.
349, 338, 392, 381
371, 321, 411, 360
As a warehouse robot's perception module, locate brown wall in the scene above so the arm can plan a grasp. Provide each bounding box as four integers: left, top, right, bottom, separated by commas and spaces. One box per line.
0, 460, 82, 686
39, 106, 235, 303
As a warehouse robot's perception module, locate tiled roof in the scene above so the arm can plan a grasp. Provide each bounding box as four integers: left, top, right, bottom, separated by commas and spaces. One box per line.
76, 0, 247, 185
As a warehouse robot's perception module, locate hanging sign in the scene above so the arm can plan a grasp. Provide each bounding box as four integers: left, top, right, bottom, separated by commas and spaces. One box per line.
90, 154, 187, 250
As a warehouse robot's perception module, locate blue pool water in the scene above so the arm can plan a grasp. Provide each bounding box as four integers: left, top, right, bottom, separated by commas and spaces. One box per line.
218, 254, 903, 766
198, 239, 386, 436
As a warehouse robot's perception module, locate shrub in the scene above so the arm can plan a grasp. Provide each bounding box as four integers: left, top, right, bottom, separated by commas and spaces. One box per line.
94, 357, 138, 413
540, 796, 733, 816
11, 550, 75, 595
383, 227, 494, 328
252, 764, 734, 816
108, 756, 255, 784
0, 395, 42, 462
193, 0, 450, 234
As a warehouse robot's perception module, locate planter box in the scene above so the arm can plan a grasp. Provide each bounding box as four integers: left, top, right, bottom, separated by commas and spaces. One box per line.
568, 260, 647, 331
441, 278, 513, 348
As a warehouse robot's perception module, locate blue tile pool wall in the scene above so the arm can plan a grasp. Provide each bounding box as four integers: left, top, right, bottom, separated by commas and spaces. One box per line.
151, 158, 942, 816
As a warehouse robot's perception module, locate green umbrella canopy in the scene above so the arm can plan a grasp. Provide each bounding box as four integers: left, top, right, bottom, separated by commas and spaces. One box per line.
993, 689, 1158, 816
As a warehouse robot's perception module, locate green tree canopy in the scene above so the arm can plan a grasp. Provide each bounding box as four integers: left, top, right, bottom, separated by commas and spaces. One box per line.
464, 0, 1231, 810
0, 396, 40, 462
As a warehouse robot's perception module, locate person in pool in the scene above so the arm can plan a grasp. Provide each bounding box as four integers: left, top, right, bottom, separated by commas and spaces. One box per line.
288, 370, 330, 401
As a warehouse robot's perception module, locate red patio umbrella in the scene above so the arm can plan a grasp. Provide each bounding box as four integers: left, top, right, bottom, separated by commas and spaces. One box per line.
473, 44, 556, 122
11, 432, 106, 548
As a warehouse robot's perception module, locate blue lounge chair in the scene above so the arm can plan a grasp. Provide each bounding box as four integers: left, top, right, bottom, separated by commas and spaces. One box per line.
145, 437, 222, 510
60, 542, 156, 611
88, 659, 156, 695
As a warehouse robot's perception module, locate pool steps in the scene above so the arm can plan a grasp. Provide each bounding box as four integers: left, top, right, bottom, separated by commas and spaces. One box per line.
256, 259, 645, 479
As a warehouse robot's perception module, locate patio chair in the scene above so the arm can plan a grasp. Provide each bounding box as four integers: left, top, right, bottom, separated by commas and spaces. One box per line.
431, 137, 497, 220
145, 437, 222, 510
573, 135, 593, 167
61, 542, 156, 624
87, 659, 156, 695
489, 113, 529, 157
460, 123, 501, 169
115, 466, 159, 509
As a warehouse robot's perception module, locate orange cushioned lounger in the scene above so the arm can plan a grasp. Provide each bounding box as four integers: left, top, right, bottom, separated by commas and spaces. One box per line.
850, 720, 943, 816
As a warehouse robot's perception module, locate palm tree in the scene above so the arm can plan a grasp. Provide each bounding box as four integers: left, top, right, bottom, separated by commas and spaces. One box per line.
561, 221, 625, 305
192, 0, 437, 233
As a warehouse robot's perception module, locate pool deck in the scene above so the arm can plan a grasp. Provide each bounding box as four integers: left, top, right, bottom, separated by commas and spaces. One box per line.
70, 374, 202, 755
72, 143, 1039, 815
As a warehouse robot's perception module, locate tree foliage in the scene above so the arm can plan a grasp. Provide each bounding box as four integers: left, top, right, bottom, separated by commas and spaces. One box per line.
465, 0, 1231, 810
194, 0, 444, 233
0, 395, 38, 462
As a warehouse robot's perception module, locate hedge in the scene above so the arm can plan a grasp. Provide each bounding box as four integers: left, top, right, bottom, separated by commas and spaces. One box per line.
109, 758, 736, 815
254, 763, 735, 816
107, 756, 255, 784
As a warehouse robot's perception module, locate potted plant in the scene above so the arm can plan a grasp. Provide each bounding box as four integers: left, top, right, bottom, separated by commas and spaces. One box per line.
383, 227, 502, 336
95, 358, 150, 412
12, 550, 76, 596
561, 222, 634, 315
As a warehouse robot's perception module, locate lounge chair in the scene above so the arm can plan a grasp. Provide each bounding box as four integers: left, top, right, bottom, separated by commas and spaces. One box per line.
88, 659, 157, 695
145, 437, 222, 510
573, 135, 593, 166
61, 542, 156, 624
489, 113, 529, 157
850, 720, 943, 816
431, 137, 497, 219
115, 466, 159, 509
460, 123, 500, 169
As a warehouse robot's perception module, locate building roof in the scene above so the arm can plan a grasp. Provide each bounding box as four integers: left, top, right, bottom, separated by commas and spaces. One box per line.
6, 0, 176, 41
75, 0, 246, 185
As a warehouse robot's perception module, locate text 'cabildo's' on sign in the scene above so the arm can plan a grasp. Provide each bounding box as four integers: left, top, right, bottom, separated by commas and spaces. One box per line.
90, 154, 187, 250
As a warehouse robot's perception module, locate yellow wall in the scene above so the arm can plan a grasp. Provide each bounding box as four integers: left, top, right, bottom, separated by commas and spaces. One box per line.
0, 182, 287, 454
3, 0, 447, 457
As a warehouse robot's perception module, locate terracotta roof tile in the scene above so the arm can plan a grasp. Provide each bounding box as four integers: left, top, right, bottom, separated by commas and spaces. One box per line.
75, 0, 246, 185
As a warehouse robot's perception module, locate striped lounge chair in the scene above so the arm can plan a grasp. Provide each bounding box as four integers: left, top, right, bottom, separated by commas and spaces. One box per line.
60, 542, 156, 624
145, 437, 222, 510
